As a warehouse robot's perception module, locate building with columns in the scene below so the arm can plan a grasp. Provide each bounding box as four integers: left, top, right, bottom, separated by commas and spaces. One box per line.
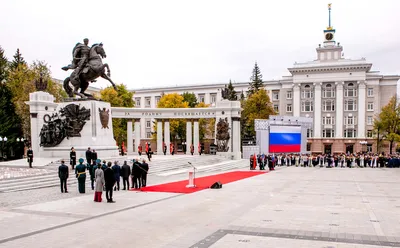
131, 15, 399, 154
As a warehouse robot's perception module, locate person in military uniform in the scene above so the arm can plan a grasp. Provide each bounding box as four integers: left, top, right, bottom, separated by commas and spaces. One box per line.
75, 158, 87, 193
62, 38, 92, 82
70, 147, 76, 170
27, 147, 33, 168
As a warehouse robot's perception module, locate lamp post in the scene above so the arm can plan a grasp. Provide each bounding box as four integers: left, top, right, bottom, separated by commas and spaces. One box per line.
0, 136, 8, 160
16, 138, 25, 158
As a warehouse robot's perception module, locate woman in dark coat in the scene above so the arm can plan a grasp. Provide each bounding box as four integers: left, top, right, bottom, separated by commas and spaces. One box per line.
112, 161, 121, 191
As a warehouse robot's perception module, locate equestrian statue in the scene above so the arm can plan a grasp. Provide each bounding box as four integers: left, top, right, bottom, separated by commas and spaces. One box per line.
62, 38, 117, 99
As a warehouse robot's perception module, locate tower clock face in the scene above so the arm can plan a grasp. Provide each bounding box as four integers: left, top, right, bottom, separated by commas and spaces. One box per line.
325, 33, 334, 41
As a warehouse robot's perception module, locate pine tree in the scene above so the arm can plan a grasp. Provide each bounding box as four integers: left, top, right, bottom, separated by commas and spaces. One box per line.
227, 80, 237, 100
248, 62, 264, 96
0, 46, 8, 82
10, 48, 26, 70
240, 90, 245, 100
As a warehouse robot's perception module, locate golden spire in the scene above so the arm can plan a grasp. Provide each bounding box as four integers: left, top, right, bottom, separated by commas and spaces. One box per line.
327, 3, 333, 30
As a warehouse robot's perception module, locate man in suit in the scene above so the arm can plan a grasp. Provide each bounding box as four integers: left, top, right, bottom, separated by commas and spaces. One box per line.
121, 161, 131, 190
58, 160, 69, 193
85, 147, 92, 165
104, 162, 116, 203
131, 159, 142, 189
27, 147, 33, 168
70, 147, 76, 170
140, 158, 149, 187
91, 149, 98, 163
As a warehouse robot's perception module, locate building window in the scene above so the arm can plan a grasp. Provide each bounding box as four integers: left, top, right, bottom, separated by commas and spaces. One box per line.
135, 97, 141, 107
344, 129, 357, 138
323, 100, 335, 111
367, 102, 374, 111
272, 91, 279, 101
367, 130, 373, 138
198, 94, 205, 103
273, 104, 279, 113
344, 116, 356, 126
155, 96, 161, 106
367, 144, 373, 152
367, 116, 373, 125
307, 143, 311, 151
145, 97, 151, 108
301, 101, 313, 112
367, 88, 374, 97
322, 116, 335, 125
146, 132, 152, 139
307, 129, 313, 138
146, 121, 151, 128
344, 82, 357, 97
286, 91, 292, 99
344, 99, 357, 111
323, 84, 335, 98
210, 94, 217, 103
286, 104, 292, 112
322, 129, 335, 138
301, 85, 313, 99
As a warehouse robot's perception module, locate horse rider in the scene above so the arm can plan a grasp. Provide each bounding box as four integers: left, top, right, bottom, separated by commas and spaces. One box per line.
62, 38, 92, 82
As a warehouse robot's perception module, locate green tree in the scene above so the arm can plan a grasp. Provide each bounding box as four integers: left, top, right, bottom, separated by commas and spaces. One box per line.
373, 96, 400, 154
227, 80, 237, 100
248, 62, 264, 96
240, 90, 245, 100
181, 92, 198, 107
31, 61, 67, 101
241, 89, 275, 139
10, 48, 26, 70
100, 84, 134, 145
154, 93, 189, 142
0, 46, 9, 82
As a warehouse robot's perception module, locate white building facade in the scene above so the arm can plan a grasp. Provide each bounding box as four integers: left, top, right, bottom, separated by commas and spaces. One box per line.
131, 24, 399, 154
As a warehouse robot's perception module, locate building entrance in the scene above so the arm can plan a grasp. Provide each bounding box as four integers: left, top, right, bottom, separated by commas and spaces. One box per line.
346, 144, 354, 154
324, 144, 332, 154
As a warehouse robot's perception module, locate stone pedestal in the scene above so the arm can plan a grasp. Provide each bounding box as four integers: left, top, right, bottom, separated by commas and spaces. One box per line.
26, 92, 119, 159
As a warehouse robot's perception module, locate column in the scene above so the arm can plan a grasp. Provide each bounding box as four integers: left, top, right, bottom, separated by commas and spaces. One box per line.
134, 119, 141, 152
193, 119, 199, 155
186, 120, 192, 149
335, 82, 344, 138
358, 81, 366, 138
164, 119, 171, 155
314, 82, 322, 138
127, 119, 133, 155
293, 84, 300, 117
157, 119, 163, 155
232, 117, 241, 159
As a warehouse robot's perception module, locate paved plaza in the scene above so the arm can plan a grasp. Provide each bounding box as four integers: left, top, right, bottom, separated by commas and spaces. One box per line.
0, 165, 399, 248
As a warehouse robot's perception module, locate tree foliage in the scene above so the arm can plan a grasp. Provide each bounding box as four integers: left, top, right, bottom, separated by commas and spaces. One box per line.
100, 84, 134, 145
373, 96, 400, 154
248, 62, 264, 96
241, 89, 275, 138
0, 46, 9, 82
226, 80, 237, 100
10, 48, 26, 70
195, 102, 216, 141
181, 92, 198, 108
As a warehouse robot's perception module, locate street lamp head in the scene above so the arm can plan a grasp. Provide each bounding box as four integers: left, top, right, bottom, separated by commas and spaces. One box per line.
17, 138, 20, 142
4, 137, 7, 141
21, 138, 24, 142
0, 137, 2, 141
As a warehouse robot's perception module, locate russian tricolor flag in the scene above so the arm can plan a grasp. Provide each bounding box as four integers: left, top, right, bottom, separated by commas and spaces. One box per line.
269, 126, 301, 153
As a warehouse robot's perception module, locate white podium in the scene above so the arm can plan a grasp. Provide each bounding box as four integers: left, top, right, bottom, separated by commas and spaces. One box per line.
186, 167, 197, 188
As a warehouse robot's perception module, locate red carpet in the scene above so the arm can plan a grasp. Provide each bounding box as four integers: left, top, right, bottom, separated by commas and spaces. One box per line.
131, 171, 267, 194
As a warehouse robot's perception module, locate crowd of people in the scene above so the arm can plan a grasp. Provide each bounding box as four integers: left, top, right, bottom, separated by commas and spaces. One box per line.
250, 152, 400, 170
59, 148, 150, 203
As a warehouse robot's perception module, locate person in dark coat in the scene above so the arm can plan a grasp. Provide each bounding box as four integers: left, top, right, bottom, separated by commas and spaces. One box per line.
131, 159, 142, 189
58, 160, 69, 193
75, 158, 86, 193
91, 149, 98, 163
104, 162, 116, 203
121, 161, 131, 190
140, 158, 149, 187
147, 145, 152, 161
27, 147, 33, 168
163, 144, 167, 155
85, 147, 92, 165
112, 161, 121, 191
88, 160, 97, 190
70, 147, 76, 170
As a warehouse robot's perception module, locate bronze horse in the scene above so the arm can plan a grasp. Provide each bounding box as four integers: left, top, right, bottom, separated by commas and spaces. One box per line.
63, 44, 117, 98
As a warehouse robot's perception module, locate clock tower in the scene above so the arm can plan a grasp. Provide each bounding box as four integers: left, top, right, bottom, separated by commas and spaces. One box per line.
323, 3, 335, 47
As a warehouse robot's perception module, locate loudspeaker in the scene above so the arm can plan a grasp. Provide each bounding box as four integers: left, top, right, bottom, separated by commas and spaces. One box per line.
210, 181, 222, 189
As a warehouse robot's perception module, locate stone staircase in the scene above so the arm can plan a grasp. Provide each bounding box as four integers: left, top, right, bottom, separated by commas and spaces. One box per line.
0, 155, 248, 193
